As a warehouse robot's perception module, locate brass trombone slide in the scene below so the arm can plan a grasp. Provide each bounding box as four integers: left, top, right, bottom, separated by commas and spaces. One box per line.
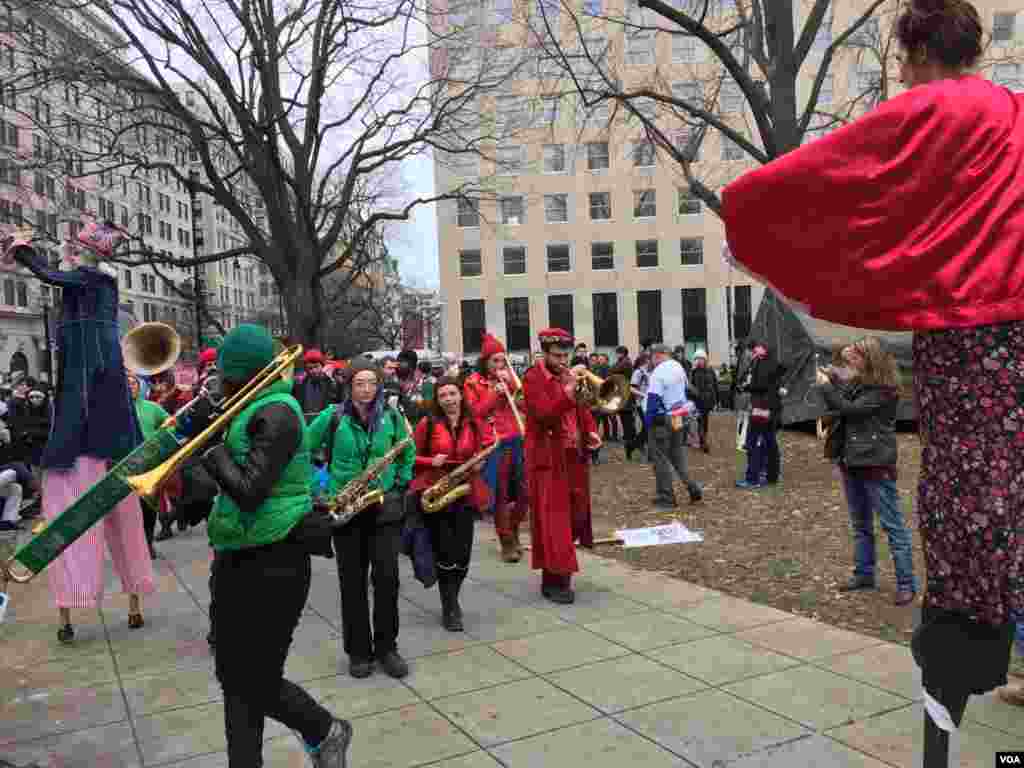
502, 365, 526, 435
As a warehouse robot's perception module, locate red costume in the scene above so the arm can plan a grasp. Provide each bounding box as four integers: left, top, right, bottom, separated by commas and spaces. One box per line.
523, 330, 597, 583
722, 76, 1024, 332
409, 416, 491, 512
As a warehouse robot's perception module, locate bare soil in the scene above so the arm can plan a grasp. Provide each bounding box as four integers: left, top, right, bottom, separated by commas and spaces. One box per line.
587, 415, 924, 645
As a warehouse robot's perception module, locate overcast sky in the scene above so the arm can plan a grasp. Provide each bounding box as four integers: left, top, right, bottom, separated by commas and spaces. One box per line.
386, 153, 440, 290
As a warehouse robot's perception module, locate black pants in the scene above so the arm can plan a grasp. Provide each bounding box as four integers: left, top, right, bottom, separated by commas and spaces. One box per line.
213, 539, 332, 768
425, 501, 474, 580
698, 412, 710, 447
620, 408, 638, 447
333, 518, 402, 660
141, 501, 157, 550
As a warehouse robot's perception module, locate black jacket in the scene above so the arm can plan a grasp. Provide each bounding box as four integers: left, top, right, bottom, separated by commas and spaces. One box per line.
293, 375, 335, 420
690, 366, 719, 411
747, 356, 783, 415
820, 381, 899, 468
203, 401, 303, 516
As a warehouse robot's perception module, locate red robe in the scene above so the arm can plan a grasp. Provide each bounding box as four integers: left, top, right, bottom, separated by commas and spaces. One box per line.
523, 362, 597, 575
722, 75, 1024, 331
463, 371, 522, 441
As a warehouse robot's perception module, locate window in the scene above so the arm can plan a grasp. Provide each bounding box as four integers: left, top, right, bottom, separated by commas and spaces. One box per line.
625, 29, 654, 66
633, 189, 656, 218
994, 12, 1016, 44
535, 0, 559, 20
495, 144, 523, 174
491, 0, 514, 23
593, 292, 619, 347
2, 278, 12, 305
457, 198, 479, 227
633, 141, 656, 167
583, 0, 602, 14
722, 137, 744, 161
680, 237, 704, 265
856, 66, 882, 95
537, 98, 559, 127
591, 242, 614, 270
1, 119, 16, 147
33, 172, 44, 196
636, 239, 658, 267
122, 269, 133, 289
496, 95, 526, 132
459, 249, 482, 277
15, 280, 26, 307
733, 284, 752, 339
548, 294, 574, 336
500, 196, 525, 225
544, 194, 569, 223
637, 290, 663, 345
672, 34, 698, 63
503, 245, 527, 275
587, 142, 609, 170
589, 192, 611, 220
850, 17, 878, 45
995, 63, 1022, 90
546, 243, 571, 272
720, 80, 742, 112
682, 288, 708, 347
542, 143, 566, 172
678, 190, 701, 215
504, 297, 531, 352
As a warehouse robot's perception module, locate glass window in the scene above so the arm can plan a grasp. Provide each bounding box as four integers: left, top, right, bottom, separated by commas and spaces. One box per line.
537, 98, 559, 127
495, 144, 523, 174
504, 297, 531, 351
633, 189, 656, 218
817, 74, 834, 105
592, 292, 619, 347
461, 299, 486, 354
591, 242, 614, 270
503, 245, 527, 275
459, 249, 482, 277
994, 12, 1016, 43
587, 141, 609, 170
672, 34, 697, 63
500, 196, 525, 225
589, 192, 611, 220
15, 280, 27, 307
625, 29, 654, 66
496, 96, 526, 132
548, 294, 574, 336
457, 198, 479, 227
683, 288, 708, 347
733, 284, 752, 339
722, 137, 744, 161
678, 191, 701, 215
636, 239, 658, 267
633, 141, 656, 167
544, 194, 569, 223
542, 143, 565, 172
637, 290, 663, 345
546, 243, 571, 272
720, 80, 742, 112
680, 237, 704, 265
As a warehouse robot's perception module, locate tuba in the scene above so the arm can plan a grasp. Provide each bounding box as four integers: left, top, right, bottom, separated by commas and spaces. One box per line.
421, 429, 500, 514
122, 322, 182, 376
574, 369, 629, 413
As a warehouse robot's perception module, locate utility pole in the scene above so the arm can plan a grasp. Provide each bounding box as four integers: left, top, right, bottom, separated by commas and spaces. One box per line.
188, 169, 203, 354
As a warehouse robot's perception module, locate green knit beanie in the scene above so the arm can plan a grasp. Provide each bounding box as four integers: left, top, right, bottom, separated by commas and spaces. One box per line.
217, 324, 275, 382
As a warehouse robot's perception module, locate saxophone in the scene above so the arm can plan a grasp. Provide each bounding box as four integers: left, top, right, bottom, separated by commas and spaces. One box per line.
421, 432, 500, 514
328, 434, 415, 527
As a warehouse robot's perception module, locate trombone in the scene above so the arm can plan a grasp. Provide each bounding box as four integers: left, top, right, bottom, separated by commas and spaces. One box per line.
502, 365, 526, 434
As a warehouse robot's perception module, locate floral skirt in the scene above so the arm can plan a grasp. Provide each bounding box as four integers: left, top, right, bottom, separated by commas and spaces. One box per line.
913, 321, 1024, 626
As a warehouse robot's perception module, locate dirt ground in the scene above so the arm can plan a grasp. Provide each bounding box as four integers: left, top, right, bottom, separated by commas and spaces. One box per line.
587, 415, 925, 646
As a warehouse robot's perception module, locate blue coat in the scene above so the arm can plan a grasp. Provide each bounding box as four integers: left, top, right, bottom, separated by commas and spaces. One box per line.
14, 250, 142, 469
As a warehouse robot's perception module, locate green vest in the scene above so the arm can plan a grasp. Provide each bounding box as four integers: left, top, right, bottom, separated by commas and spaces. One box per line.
208, 380, 312, 551
134, 398, 169, 440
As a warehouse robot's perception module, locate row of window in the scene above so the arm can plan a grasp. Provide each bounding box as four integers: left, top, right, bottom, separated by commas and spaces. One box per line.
458, 237, 706, 278
1, 277, 29, 308
457, 187, 703, 229
458, 287, 753, 354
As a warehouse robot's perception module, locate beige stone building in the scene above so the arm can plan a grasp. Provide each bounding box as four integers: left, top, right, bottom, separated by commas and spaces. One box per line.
432, 0, 1021, 362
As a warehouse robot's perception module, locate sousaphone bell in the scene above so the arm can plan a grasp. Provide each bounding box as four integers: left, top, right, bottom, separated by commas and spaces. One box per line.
122, 322, 182, 376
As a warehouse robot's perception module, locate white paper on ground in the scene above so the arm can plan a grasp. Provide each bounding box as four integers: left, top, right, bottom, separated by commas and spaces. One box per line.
614, 522, 704, 548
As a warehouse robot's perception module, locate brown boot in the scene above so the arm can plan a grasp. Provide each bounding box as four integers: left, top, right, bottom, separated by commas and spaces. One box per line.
499, 536, 520, 563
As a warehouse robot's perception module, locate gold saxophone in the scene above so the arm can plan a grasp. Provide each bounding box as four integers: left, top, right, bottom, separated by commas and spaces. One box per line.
328, 434, 415, 527
421, 432, 500, 514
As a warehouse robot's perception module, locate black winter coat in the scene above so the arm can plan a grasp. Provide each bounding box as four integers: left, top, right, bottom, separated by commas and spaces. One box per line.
293, 375, 336, 420
690, 367, 719, 411
747, 356, 782, 415
820, 382, 899, 468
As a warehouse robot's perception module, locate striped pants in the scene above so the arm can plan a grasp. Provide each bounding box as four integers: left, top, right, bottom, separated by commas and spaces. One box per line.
44, 455, 155, 609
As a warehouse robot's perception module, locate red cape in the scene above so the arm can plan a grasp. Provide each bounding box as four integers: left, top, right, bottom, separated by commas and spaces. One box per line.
722, 75, 1024, 331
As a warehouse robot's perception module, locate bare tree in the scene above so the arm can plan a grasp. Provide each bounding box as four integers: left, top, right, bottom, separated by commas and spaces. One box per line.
2, 0, 523, 345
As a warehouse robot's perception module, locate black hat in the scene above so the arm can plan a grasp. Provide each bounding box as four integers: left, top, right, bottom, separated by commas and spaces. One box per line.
398, 349, 418, 367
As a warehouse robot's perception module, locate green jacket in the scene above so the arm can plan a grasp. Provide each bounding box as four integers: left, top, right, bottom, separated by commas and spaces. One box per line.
134, 398, 169, 440
307, 400, 415, 497
208, 381, 312, 551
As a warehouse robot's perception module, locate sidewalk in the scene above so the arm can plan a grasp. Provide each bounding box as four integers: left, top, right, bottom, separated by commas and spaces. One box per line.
2, 526, 1021, 767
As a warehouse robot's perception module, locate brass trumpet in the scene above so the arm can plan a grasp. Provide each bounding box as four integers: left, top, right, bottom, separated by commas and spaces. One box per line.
573, 369, 629, 413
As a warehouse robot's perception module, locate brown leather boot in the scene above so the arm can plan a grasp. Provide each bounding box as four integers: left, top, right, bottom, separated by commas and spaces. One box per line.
499, 536, 520, 563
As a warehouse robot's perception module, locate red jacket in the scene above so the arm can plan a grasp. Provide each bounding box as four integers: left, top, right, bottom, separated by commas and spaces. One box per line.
522, 362, 597, 470
722, 76, 1024, 331
463, 371, 521, 441
410, 415, 490, 511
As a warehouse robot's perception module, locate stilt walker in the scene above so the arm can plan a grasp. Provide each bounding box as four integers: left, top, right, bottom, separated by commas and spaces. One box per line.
522, 328, 601, 604
1, 223, 153, 643
463, 332, 527, 562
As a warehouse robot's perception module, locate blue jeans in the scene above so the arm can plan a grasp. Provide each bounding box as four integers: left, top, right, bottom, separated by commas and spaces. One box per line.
841, 470, 917, 593
481, 435, 524, 515
744, 422, 779, 484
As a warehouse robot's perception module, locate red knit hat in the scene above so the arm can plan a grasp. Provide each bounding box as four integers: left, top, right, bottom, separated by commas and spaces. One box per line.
479, 332, 505, 360
304, 349, 325, 364
538, 327, 573, 346
199, 348, 217, 365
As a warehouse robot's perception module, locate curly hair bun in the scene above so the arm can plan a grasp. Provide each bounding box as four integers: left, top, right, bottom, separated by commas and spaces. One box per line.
895, 0, 982, 70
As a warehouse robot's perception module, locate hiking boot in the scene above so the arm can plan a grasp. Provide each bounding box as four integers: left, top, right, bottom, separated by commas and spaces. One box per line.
310, 718, 353, 768
348, 657, 374, 678
541, 584, 575, 604
499, 536, 520, 563
838, 577, 877, 592
377, 650, 409, 679
439, 579, 464, 632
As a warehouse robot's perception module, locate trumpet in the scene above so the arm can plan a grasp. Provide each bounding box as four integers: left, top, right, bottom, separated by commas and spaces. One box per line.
421, 429, 500, 513
573, 369, 629, 413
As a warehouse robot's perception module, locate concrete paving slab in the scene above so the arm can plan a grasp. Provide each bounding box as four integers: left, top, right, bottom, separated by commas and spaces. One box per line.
332, 703, 478, 767
546, 593, 654, 625
403, 644, 533, 700
491, 627, 632, 674
646, 635, 802, 686
818, 642, 921, 701
120, 665, 222, 717
0, 679, 126, 744
582, 610, 719, 651
0, 721, 140, 767
735, 617, 884, 661
425, 752, 504, 767
490, 717, 690, 767
461, 604, 572, 642
615, 688, 811, 768
964, 690, 1024, 737
1, 617, 110, 670
669, 595, 799, 632
726, 733, 892, 767
432, 677, 601, 747
546, 653, 708, 714
723, 665, 908, 730
299, 673, 420, 720
132, 699, 227, 765
4, 644, 120, 690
